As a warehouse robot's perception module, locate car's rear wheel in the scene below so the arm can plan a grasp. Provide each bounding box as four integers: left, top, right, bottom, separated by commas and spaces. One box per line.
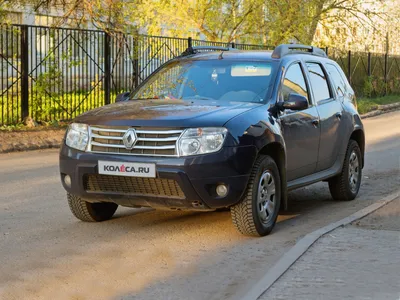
67, 193, 118, 222
230, 155, 281, 236
328, 139, 362, 201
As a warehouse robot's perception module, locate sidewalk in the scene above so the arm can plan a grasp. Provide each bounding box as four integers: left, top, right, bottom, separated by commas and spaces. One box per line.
259, 197, 400, 300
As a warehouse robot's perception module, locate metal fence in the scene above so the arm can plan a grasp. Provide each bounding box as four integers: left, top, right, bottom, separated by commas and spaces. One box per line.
1, 24, 400, 125
328, 48, 400, 98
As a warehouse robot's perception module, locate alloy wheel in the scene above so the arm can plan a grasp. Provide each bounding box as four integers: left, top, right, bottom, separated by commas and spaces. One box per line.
348, 150, 360, 192
257, 170, 276, 224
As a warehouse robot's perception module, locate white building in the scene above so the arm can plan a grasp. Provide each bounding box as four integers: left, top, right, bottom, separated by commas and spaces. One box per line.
313, 0, 400, 54
2, 2, 90, 28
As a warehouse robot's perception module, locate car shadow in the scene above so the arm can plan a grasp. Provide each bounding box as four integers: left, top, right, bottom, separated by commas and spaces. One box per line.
107, 181, 335, 233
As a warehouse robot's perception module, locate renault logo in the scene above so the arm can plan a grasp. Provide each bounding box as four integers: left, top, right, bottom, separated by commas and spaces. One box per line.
122, 129, 137, 149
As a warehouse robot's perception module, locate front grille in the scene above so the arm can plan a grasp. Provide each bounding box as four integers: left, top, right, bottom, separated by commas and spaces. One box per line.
84, 174, 185, 199
88, 126, 183, 156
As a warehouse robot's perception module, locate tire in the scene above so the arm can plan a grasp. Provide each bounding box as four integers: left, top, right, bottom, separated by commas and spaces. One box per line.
230, 155, 281, 237
67, 193, 118, 222
329, 139, 362, 201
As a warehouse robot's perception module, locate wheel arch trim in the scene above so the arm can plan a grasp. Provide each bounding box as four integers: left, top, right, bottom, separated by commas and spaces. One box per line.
349, 128, 365, 168
257, 141, 288, 211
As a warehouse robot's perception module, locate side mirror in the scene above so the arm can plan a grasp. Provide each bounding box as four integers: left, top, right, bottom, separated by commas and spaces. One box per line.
115, 92, 131, 103
277, 93, 309, 111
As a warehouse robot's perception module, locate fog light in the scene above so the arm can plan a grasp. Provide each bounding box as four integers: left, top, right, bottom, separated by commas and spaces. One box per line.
64, 175, 72, 188
216, 184, 228, 197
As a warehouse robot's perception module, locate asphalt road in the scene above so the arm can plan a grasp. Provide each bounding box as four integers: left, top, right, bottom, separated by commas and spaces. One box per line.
0, 111, 399, 300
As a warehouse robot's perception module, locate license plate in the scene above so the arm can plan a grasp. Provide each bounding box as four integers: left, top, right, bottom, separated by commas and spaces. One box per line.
98, 161, 156, 178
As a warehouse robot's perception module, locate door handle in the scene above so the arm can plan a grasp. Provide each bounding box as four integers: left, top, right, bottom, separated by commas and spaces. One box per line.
311, 119, 319, 127
336, 112, 342, 120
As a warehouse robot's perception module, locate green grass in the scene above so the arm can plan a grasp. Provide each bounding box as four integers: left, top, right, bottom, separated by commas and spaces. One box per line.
357, 95, 400, 115
0, 91, 117, 126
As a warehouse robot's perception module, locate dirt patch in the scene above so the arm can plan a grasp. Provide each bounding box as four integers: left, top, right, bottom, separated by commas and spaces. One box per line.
0, 128, 65, 153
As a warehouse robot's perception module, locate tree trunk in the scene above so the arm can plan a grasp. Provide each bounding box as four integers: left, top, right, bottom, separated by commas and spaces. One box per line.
306, 0, 326, 44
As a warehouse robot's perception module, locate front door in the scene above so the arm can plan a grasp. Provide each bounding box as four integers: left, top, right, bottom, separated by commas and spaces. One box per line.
279, 62, 321, 181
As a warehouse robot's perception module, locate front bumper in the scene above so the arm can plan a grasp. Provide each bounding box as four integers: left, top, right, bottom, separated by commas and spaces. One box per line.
59, 143, 257, 210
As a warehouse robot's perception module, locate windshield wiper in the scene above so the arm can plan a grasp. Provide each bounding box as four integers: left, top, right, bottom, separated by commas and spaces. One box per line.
131, 97, 161, 100
182, 96, 215, 101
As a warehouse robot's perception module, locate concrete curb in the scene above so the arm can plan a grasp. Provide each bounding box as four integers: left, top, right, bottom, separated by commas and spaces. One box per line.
360, 102, 400, 119
0, 129, 65, 154
241, 190, 400, 300
0, 141, 61, 154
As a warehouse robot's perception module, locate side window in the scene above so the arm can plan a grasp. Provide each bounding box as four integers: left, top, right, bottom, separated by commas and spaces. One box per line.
282, 63, 309, 102
306, 63, 331, 102
325, 64, 347, 97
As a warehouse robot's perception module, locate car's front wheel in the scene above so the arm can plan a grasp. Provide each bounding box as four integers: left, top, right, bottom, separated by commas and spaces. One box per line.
328, 139, 362, 201
230, 155, 281, 236
67, 193, 118, 222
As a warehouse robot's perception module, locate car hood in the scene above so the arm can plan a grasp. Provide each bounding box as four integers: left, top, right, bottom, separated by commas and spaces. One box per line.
74, 99, 261, 127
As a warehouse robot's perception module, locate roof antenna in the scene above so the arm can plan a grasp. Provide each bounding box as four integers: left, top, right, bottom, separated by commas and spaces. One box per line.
218, 51, 224, 60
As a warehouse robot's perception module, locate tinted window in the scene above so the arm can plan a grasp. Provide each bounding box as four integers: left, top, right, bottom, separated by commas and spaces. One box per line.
282, 63, 308, 102
306, 63, 331, 102
326, 64, 347, 97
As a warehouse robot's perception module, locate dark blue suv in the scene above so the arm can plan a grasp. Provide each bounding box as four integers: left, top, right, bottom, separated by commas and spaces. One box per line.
59, 44, 365, 236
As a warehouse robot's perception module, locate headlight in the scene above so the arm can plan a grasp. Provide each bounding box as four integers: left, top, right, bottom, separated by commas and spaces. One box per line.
65, 123, 89, 151
178, 127, 228, 156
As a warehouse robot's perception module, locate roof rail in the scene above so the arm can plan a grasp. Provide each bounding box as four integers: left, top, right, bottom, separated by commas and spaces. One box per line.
272, 44, 327, 59
180, 46, 234, 56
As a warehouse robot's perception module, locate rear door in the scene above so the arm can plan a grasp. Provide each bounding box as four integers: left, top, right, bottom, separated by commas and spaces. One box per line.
279, 62, 320, 181
305, 61, 344, 171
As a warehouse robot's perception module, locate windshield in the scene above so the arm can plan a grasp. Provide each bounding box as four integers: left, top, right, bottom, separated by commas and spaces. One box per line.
131, 59, 277, 103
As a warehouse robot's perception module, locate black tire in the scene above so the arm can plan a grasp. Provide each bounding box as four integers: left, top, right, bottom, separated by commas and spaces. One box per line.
67, 193, 118, 222
329, 139, 362, 201
230, 155, 281, 237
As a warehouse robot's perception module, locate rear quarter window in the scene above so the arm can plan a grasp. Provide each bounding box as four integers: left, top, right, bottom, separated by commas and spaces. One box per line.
326, 63, 354, 96
325, 64, 347, 97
